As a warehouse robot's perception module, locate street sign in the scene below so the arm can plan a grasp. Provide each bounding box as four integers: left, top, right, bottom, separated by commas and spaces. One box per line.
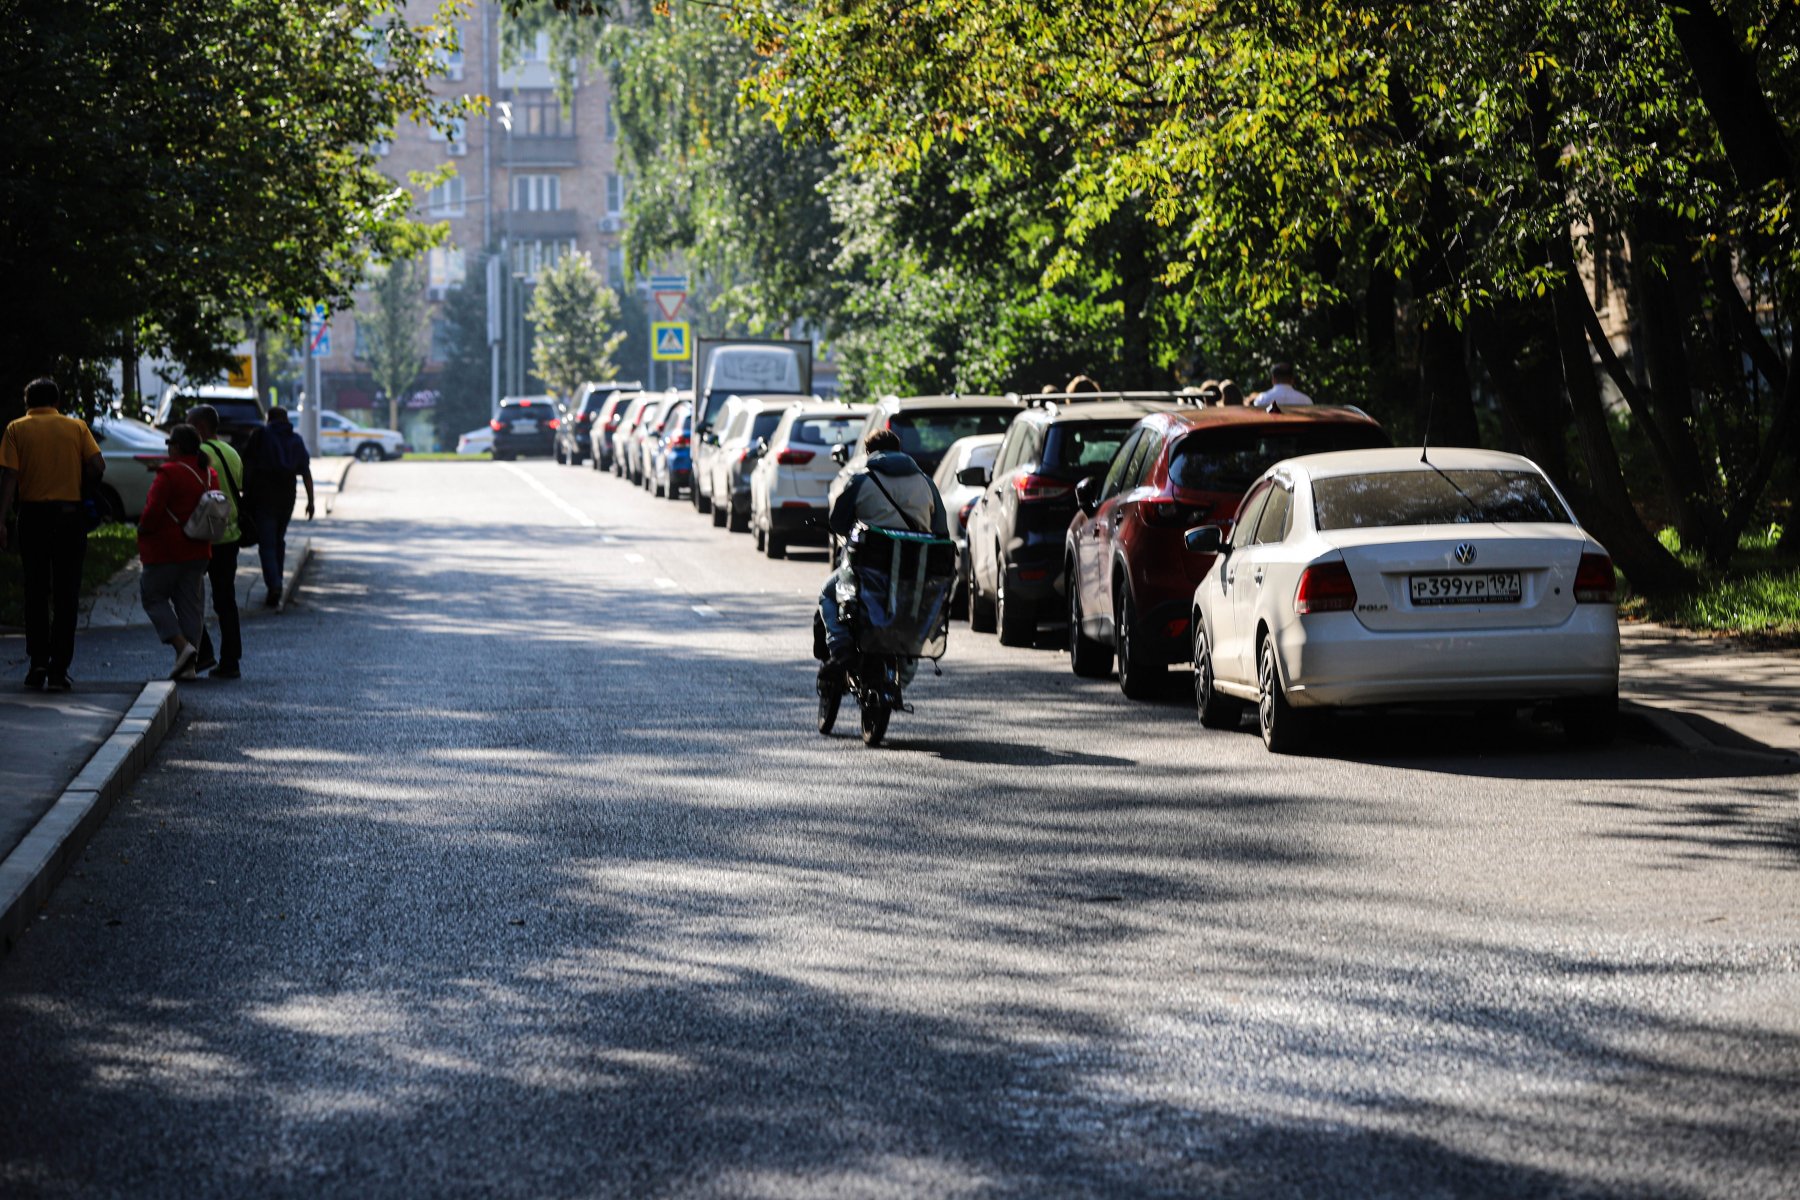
651, 321, 690, 361
653, 290, 686, 320
309, 322, 331, 358
649, 273, 689, 292
227, 355, 254, 389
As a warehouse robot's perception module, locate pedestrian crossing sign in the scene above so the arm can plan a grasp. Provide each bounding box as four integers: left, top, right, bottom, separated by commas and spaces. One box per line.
651, 321, 690, 362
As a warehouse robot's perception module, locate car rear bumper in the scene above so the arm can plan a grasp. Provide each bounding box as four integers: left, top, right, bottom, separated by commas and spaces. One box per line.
1003, 543, 1067, 604
494, 434, 554, 456
770, 502, 828, 538
1278, 609, 1620, 708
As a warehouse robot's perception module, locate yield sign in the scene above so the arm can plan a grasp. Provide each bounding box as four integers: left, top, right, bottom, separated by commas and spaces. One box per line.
653, 290, 686, 320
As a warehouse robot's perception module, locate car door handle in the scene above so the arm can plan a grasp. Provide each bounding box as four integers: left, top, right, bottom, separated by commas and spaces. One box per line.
1253, 568, 1265, 585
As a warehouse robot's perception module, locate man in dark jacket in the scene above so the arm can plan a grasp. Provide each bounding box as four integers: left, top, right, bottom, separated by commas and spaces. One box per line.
242, 407, 315, 608
817, 428, 948, 679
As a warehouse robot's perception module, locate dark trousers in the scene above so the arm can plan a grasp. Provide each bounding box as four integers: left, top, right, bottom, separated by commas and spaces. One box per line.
17, 503, 87, 673
197, 543, 241, 667
253, 494, 295, 598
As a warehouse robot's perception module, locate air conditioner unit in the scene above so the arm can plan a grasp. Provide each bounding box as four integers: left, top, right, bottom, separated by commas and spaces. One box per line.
598, 215, 623, 233
447, 140, 468, 157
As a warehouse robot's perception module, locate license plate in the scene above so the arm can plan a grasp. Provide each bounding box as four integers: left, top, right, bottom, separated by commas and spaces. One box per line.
512, 420, 537, 433
1409, 571, 1522, 605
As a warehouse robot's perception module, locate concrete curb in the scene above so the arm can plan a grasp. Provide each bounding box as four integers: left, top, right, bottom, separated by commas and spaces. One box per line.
1621, 699, 1798, 767
323, 455, 355, 516
279, 538, 314, 610
0, 681, 180, 953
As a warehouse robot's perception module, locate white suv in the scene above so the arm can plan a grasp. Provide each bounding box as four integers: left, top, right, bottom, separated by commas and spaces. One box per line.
704, 395, 809, 531
319, 410, 407, 460
747, 403, 861, 558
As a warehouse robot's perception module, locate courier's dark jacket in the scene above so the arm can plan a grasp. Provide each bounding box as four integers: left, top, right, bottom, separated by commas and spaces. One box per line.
828, 451, 948, 538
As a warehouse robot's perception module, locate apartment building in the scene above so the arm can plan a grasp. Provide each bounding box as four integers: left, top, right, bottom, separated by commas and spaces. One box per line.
320, 3, 633, 449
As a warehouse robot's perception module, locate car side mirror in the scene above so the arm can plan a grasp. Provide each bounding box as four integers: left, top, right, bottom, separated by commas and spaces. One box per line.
956, 465, 989, 487
1184, 525, 1226, 555
831, 443, 851, 465
1074, 475, 1101, 516
751, 438, 768, 458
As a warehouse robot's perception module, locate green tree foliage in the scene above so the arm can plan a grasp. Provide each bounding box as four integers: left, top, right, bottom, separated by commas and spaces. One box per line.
528, 253, 627, 402
0, 0, 477, 412
736, 0, 1799, 593
363, 257, 430, 432
438, 275, 494, 443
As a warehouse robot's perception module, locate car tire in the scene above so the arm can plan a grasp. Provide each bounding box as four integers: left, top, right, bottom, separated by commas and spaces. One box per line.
1194, 624, 1244, 729
1068, 570, 1113, 678
1561, 693, 1619, 747
494, 452, 513, 462
711, 498, 729, 528
765, 530, 787, 560
969, 568, 997, 634
1115, 584, 1165, 700
1258, 634, 1313, 754
695, 488, 712, 515
996, 566, 1036, 647
356, 443, 382, 462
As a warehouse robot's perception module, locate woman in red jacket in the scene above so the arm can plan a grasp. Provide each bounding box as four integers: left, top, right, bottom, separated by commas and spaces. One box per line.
138, 424, 216, 679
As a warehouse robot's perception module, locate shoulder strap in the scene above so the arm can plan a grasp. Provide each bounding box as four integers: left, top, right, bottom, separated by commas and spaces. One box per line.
863, 468, 928, 535
205, 440, 242, 497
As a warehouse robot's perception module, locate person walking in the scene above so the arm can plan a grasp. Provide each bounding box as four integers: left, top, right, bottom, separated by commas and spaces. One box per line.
1251, 362, 1313, 408
0, 377, 105, 690
189, 405, 246, 679
242, 406, 314, 608
138, 424, 215, 680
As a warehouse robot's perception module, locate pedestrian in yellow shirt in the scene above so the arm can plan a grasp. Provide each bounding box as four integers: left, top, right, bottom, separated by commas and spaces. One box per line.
0, 378, 106, 690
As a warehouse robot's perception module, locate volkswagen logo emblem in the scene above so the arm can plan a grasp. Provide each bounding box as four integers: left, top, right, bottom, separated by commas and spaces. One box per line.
1454, 543, 1477, 565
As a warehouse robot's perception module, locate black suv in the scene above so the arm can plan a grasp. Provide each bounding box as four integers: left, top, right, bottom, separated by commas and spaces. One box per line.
964, 393, 1194, 645
490, 395, 559, 460
557, 380, 642, 466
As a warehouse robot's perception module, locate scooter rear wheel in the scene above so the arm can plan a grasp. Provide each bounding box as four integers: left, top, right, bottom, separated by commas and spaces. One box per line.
860, 703, 889, 747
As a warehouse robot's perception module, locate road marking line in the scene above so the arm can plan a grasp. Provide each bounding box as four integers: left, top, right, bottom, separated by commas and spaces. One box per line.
655, 577, 677, 589
624, 553, 645, 564
498, 464, 597, 528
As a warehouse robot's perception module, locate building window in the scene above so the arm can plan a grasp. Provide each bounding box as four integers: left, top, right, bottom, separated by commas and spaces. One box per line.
430, 318, 451, 361
511, 239, 578, 281
371, 138, 391, 158
512, 174, 561, 212
515, 90, 570, 138
605, 172, 629, 215
606, 246, 624, 289
440, 45, 464, 82
426, 176, 466, 217
428, 245, 467, 291
604, 98, 617, 141
354, 318, 372, 361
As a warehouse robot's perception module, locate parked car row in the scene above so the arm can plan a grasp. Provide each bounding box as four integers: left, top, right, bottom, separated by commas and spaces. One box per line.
575, 383, 1621, 755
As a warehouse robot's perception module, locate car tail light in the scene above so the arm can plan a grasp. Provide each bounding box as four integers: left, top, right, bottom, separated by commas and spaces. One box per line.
669, 435, 690, 448
548, 417, 560, 431
1138, 496, 1207, 527
1295, 560, 1357, 614
1013, 473, 1072, 503
777, 448, 815, 465
489, 419, 503, 432
1575, 552, 1616, 603
579, 411, 594, 422
957, 498, 977, 527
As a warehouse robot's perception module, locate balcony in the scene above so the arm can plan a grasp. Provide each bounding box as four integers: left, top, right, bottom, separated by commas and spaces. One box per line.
504, 209, 582, 239
502, 136, 579, 168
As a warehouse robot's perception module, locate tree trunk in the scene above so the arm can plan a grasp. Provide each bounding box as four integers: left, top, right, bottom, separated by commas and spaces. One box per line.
1418, 319, 1480, 448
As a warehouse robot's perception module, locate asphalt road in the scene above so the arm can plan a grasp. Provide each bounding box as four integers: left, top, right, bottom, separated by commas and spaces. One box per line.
3, 458, 1797, 1198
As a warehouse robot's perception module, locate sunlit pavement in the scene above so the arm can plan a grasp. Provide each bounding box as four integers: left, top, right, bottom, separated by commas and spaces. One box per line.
3, 459, 1797, 1197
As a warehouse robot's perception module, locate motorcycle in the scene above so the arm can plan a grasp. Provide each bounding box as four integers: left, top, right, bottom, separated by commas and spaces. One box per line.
815, 523, 958, 748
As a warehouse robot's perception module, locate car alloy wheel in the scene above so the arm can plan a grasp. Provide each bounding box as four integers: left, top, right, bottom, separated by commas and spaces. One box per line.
1258, 636, 1311, 754
1115, 585, 1163, 700
1067, 569, 1113, 678
1194, 625, 1244, 729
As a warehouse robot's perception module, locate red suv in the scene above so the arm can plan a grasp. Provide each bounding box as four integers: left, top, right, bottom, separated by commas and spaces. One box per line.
1065, 406, 1388, 697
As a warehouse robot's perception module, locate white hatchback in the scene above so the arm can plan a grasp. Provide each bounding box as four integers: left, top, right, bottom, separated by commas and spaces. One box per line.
1188, 447, 1620, 753
747, 403, 861, 558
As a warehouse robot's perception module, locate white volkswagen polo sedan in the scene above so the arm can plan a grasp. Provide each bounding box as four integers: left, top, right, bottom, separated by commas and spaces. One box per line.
1187, 447, 1620, 753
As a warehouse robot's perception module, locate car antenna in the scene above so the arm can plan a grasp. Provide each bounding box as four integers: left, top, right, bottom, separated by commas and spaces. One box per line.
1420, 381, 1437, 464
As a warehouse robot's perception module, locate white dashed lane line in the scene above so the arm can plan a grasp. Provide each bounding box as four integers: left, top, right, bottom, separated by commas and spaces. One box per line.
499, 464, 598, 529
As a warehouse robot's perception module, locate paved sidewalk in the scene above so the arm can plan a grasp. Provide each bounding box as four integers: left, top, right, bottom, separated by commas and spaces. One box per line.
0, 688, 137, 862
1620, 621, 1800, 759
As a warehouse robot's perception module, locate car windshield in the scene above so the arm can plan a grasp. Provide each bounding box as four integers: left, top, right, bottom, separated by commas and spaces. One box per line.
95, 419, 166, 449
791, 416, 861, 446
1043, 420, 1139, 477
1169, 424, 1389, 495
1312, 469, 1572, 529
888, 410, 1018, 472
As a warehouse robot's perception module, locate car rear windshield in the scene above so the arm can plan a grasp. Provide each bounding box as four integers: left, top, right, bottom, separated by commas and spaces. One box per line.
749, 412, 786, 441
791, 416, 861, 446
1043, 420, 1139, 477
1312, 469, 1572, 529
889, 410, 1018, 472
1169, 424, 1389, 494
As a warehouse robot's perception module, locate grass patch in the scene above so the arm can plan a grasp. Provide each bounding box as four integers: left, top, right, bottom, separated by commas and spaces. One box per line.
1620, 523, 1800, 644
396, 451, 489, 461
0, 521, 140, 627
